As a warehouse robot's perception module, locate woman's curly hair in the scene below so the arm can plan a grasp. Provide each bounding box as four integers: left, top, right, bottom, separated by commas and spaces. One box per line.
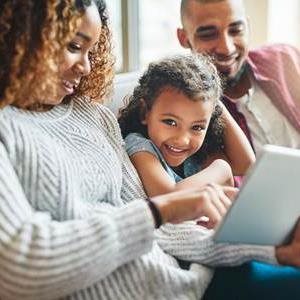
0, 0, 114, 109
118, 54, 224, 162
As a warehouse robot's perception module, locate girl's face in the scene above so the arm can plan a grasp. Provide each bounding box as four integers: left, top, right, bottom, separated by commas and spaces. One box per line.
142, 88, 214, 167
54, 3, 102, 105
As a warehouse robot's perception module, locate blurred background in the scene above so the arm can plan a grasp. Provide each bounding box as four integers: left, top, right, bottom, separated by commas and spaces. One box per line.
106, 0, 300, 73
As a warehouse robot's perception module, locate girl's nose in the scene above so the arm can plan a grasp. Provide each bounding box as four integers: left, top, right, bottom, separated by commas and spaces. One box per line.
173, 132, 190, 146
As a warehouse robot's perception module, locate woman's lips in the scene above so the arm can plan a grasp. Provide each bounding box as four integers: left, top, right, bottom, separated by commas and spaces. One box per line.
62, 80, 79, 94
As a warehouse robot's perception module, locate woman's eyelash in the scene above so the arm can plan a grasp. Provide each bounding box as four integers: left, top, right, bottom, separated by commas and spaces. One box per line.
68, 42, 81, 52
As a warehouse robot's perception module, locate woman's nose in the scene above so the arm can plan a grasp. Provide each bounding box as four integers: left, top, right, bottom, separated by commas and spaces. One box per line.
75, 54, 91, 76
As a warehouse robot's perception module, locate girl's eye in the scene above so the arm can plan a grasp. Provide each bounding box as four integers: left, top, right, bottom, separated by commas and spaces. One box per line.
162, 119, 177, 127
192, 124, 205, 132
68, 42, 81, 52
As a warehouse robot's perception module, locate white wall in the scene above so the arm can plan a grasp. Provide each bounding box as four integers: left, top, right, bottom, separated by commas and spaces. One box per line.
244, 0, 269, 47
267, 0, 300, 47
245, 0, 300, 48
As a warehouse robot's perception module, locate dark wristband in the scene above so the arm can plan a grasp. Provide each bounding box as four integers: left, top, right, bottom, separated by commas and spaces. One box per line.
146, 198, 163, 228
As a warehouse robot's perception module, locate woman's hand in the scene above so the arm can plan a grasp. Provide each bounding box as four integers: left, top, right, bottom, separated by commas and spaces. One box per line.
151, 184, 238, 229
276, 219, 300, 267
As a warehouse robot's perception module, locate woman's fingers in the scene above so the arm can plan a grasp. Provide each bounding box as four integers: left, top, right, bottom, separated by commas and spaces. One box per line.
152, 184, 237, 227
199, 184, 238, 228
206, 184, 227, 217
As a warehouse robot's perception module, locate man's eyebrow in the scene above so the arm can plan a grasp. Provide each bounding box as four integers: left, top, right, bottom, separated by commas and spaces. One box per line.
229, 20, 245, 28
196, 20, 245, 34
76, 32, 91, 42
196, 25, 217, 34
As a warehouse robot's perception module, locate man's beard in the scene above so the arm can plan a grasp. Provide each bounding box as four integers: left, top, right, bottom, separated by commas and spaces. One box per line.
222, 63, 248, 89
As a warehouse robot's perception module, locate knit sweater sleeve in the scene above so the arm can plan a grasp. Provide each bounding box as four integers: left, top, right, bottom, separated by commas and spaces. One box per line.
0, 140, 154, 300
156, 222, 278, 267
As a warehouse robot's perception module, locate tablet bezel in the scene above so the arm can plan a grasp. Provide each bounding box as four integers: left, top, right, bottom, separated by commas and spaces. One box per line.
214, 145, 300, 246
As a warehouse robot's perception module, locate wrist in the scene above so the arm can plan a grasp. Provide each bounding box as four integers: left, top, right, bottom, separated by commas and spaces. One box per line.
146, 197, 163, 228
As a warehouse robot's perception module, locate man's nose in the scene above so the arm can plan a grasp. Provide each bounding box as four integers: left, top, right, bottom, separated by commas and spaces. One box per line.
216, 33, 236, 56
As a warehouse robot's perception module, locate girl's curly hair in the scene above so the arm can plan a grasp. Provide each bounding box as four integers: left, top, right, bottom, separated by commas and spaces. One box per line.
118, 54, 224, 162
0, 0, 113, 109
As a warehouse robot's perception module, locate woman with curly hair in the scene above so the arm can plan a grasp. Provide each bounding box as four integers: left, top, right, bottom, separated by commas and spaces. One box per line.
0, 0, 300, 299
118, 54, 255, 197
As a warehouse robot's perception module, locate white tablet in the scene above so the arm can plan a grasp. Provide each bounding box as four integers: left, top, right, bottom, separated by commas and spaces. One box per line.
214, 145, 300, 246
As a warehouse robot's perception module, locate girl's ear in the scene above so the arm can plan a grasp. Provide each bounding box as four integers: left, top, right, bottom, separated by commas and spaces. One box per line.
140, 98, 148, 125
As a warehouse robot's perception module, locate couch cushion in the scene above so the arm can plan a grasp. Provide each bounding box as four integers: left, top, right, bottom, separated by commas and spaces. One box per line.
106, 71, 140, 116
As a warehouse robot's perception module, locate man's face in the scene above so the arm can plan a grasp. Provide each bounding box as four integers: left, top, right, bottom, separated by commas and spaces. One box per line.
178, 0, 249, 84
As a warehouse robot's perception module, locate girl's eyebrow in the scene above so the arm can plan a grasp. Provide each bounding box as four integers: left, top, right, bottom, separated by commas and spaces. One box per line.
76, 31, 92, 42
161, 113, 181, 119
161, 113, 207, 123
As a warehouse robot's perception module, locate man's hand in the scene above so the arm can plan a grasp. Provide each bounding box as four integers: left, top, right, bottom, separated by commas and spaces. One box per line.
276, 219, 300, 267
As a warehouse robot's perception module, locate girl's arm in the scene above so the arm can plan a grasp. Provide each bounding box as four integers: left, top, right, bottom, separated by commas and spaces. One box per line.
130, 151, 233, 197
218, 101, 255, 175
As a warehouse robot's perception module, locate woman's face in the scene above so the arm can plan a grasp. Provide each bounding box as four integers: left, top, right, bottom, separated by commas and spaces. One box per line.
54, 3, 102, 105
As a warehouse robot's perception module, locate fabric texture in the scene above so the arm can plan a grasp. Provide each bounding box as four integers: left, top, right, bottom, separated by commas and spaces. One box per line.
203, 261, 300, 300
0, 96, 277, 300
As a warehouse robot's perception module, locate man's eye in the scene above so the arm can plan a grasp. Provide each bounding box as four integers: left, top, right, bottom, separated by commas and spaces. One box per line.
162, 119, 176, 126
229, 26, 244, 36
68, 42, 81, 52
197, 31, 218, 41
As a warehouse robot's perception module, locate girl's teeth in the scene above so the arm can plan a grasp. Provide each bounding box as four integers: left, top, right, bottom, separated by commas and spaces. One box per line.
168, 145, 184, 152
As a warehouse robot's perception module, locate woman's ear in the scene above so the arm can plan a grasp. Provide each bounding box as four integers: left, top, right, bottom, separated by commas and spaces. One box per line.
140, 99, 148, 125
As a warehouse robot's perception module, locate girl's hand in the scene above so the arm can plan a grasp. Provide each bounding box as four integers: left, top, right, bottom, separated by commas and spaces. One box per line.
151, 184, 238, 229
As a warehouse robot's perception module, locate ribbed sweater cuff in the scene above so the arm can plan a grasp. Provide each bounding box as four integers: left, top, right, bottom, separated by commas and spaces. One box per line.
259, 246, 278, 265
113, 200, 155, 261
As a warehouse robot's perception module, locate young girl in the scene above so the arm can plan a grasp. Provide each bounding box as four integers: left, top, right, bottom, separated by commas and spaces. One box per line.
118, 54, 255, 197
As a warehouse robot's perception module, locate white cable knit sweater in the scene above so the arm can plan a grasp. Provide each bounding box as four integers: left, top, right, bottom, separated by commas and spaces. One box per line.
0, 96, 276, 300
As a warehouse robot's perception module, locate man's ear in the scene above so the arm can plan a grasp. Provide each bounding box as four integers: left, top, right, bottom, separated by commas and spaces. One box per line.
177, 28, 191, 49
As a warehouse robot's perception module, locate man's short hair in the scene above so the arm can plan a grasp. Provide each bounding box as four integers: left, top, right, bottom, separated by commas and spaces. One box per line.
181, 0, 225, 18
180, 0, 245, 24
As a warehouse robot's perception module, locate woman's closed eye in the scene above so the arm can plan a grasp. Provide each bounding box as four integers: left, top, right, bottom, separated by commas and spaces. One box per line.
162, 119, 177, 127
